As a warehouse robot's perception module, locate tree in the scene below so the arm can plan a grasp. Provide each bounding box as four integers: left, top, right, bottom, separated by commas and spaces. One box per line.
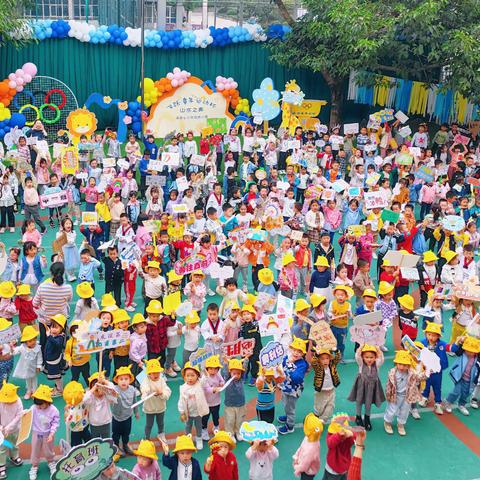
269, 0, 480, 126
0, 0, 32, 47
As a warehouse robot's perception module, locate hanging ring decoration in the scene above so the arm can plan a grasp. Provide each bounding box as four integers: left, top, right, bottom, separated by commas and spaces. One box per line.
44, 89, 67, 109
19, 104, 40, 126
39, 103, 61, 124
12, 90, 35, 111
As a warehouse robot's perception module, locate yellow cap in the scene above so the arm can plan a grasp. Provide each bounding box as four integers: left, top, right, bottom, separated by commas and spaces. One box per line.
63, 381, 85, 406
32, 384, 53, 403
258, 268, 274, 286
147, 260, 161, 270
20, 325, 39, 342
76, 281, 94, 299
314, 256, 329, 267
295, 298, 311, 313
88, 371, 106, 385
259, 364, 275, 376
228, 358, 245, 372
361, 344, 377, 354
282, 253, 296, 267
205, 355, 222, 369
362, 288, 377, 299
182, 361, 201, 377
0, 318, 11, 332
134, 439, 158, 460
245, 294, 257, 305
333, 284, 354, 298
146, 358, 164, 375
113, 309, 131, 324
101, 293, 117, 308
462, 336, 480, 354
316, 348, 334, 358
0, 281, 16, 299
303, 412, 324, 441
424, 321, 442, 336
328, 413, 350, 434
50, 313, 67, 329
398, 294, 414, 311
423, 250, 438, 263
310, 293, 327, 308
185, 311, 200, 324
113, 365, 134, 383
208, 430, 236, 450
394, 350, 412, 366
378, 281, 394, 296
443, 250, 458, 263
191, 269, 205, 277
241, 304, 256, 315
0, 381, 19, 403
131, 313, 147, 327
16, 284, 31, 296
68, 320, 82, 333
290, 336, 308, 354
146, 300, 163, 314
167, 270, 183, 283
173, 434, 197, 453
228, 301, 240, 311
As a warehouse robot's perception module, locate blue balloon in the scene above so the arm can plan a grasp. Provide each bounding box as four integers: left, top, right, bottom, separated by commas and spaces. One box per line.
10, 113, 26, 128
120, 31, 128, 40
115, 38, 122, 45
132, 122, 141, 133
91, 36, 99, 44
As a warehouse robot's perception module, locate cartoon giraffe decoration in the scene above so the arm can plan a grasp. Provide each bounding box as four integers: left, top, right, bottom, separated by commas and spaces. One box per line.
280, 80, 304, 136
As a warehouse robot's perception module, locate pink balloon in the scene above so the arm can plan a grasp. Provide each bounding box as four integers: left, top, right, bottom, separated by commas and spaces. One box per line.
215, 76, 222, 82
15, 69, 23, 76
22, 62, 38, 77
24, 74, 32, 83
171, 79, 178, 87
167, 72, 174, 80
173, 67, 180, 74
8, 73, 15, 81
16, 77, 24, 86
232, 82, 238, 89
16, 85, 24, 92
227, 77, 233, 83
217, 84, 225, 91
8, 80, 16, 88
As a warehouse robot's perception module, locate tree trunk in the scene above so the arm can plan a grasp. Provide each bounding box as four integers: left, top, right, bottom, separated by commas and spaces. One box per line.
329, 83, 344, 127
272, 0, 295, 27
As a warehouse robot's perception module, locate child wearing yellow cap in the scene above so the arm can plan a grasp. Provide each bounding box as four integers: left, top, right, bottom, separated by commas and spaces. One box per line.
0, 381, 24, 477
132, 439, 161, 479
217, 278, 248, 318
398, 294, 419, 340
375, 281, 397, 352
14, 284, 37, 332
12, 326, 42, 399
45, 314, 67, 397
327, 285, 353, 359
0, 282, 17, 321
74, 281, 99, 319
161, 434, 203, 480
450, 296, 477, 345
65, 321, 91, 385
183, 270, 207, 313
223, 358, 247, 442
348, 344, 385, 431
182, 311, 201, 367
240, 304, 262, 386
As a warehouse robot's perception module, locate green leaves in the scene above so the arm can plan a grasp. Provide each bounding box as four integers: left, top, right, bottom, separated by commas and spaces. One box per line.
0, 0, 32, 47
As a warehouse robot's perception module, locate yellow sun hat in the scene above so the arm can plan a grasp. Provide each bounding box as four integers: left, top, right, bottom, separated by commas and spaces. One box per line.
245, 294, 257, 305
173, 434, 197, 453
0, 281, 16, 299
16, 284, 31, 296
63, 381, 85, 406
328, 413, 350, 434
0, 318, 11, 332
32, 385, 53, 403
182, 361, 201, 377
303, 412, 324, 440
381, 259, 392, 267
131, 313, 147, 327
258, 268, 274, 286
314, 256, 329, 268
185, 311, 200, 324
88, 371, 106, 385
101, 293, 117, 308
208, 430, 236, 450
398, 294, 414, 311
191, 269, 205, 278
134, 439, 158, 460
443, 250, 458, 263
146, 300, 163, 315
50, 313, 67, 329
332, 284, 354, 298
259, 364, 275, 376
295, 298, 311, 313
462, 336, 480, 354
310, 293, 327, 308
145, 358, 164, 375
0, 381, 19, 403
378, 281, 394, 296
167, 270, 183, 283
316, 348, 334, 358
113, 365, 134, 384
361, 344, 377, 354
228, 358, 245, 372
147, 260, 161, 270
290, 336, 308, 354
362, 288, 377, 299
68, 320, 82, 333
424, 321, 442, 336
112, 309, 131, 324
240, 304, 256, 315
76, 281, 94, 299
21, 325, 39, 342
282, 253, 296, 267
228, 301, 240, 311
394, 350, 412, 366
205, 355, 222, 369
423, 251, 438, 263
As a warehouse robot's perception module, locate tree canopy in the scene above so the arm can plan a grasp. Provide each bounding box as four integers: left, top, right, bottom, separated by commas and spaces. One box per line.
0, 0, 32, 47
270, 0, 480, 124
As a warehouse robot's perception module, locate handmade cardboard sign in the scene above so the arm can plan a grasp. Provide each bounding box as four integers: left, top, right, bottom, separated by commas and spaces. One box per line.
259, 314, 290, 337
61, 147, 79, 174
174, 251, 214, 276
415, 166, 434, 183
442, 215, 465, 232
344, 123, 359, 135
353, 310, 382, 326
16, 408, 32, 446
452, 283, 480, 302
75, 330, 130, 355
147, 160, 163, 171
381, 209, 400, 224
161, 152, 181, 169
395, 111, 409, 124
223, 337, 255, 358
40, 190, 71, 209
145, 175, 166, 186
0, 324, 21, 345
163, 291, 181, 316
239, 421, 278, 442
349, 324, 386, 346
308, 320, 337, 349
347, 225, 366, 237
189, 347, 215, 368
364, 191, 388, 209
383, 251, 420, 268
103, 157, 116, 168
260, 341, 285, 368
81, 212, 98, 226
190, 154, 206, 166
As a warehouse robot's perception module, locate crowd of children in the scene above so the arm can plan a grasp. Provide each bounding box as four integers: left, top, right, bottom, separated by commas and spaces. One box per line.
0, 117, 479, 480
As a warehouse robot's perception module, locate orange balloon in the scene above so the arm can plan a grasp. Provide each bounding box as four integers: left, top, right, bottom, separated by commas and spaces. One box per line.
8, 88, 16, 97
1, 99, 10, 107
0, 82, 8, 95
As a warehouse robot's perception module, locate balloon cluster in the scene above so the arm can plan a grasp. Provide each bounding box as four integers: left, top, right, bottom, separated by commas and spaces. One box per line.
7, 62, 38, 93
154, 78, 173, 94
215, 76, 238, 92
28, 20, 288, 50
126, 101, 144, 134
0, 104, 11, 122
234, 98, 251, 116
0, 113, 26, 140
167, 68, 191, 88
140, 79, 160, 108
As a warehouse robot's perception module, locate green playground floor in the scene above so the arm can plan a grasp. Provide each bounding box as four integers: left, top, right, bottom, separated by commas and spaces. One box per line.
2, 222, 479, 480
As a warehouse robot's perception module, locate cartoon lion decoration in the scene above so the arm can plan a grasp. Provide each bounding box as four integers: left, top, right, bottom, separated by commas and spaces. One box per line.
66, 108, 97, 145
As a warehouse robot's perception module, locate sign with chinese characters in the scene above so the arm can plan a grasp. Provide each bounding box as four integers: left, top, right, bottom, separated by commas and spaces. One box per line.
51, 438, 117, 480
0, 324, 21, 345
81, 212, 98, 226
74, 329, 130, 355
364, 191, 388, 209
260, 341, 285, 368
174, 251, 214, 276
147, 79, 234, 137
308, 321, 337, 349
40, 190, 72, 209
349, 324, 386, 346
189, 347, 215, 368
239, 421, 278, 442
222, 337, 255, 359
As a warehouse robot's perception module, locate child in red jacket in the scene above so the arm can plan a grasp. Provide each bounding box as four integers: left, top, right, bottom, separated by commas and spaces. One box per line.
15, 283, 37, 331
204, 430, 238, 480
323, 413, 357, 479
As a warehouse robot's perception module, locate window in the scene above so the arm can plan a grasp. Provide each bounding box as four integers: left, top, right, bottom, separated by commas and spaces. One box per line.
73, 0, 99, 20
24, 0, 69, 19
